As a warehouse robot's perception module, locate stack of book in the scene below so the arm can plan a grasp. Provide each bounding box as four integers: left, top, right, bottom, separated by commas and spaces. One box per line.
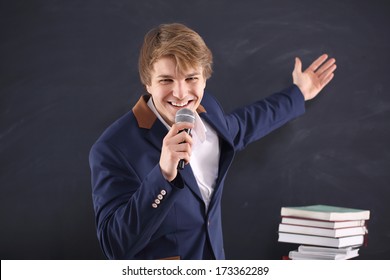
278, 205, 370, 260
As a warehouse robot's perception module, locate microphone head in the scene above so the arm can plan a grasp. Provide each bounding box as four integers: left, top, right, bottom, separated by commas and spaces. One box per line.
175, 108, 195, 124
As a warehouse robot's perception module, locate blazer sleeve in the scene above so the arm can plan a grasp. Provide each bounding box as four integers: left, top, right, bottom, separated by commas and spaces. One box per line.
225, 84, 306, 151
89, 140, 184, 259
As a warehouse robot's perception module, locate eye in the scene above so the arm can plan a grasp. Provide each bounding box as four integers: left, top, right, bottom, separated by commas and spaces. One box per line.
186, 76, 199, 82
159, 79, 173, 85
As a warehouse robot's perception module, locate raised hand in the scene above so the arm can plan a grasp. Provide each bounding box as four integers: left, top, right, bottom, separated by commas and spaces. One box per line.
293, 54, 337, 101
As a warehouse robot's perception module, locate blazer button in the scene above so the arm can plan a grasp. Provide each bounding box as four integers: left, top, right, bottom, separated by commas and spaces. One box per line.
154, 199, 160, 204
157, 194, 163, 200
152, 203, 158, 208
160, 189, 167, 196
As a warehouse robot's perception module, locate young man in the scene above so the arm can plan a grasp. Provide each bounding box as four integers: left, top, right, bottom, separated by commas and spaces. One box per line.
89, 23, 336, 259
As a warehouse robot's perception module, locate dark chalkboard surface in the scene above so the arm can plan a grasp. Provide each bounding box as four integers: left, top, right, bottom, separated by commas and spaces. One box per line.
1, 0, 389, 259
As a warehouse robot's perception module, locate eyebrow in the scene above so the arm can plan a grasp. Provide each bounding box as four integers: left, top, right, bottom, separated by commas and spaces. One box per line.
156, 72, 201, 79
156, 74, 174, 79
185, 72, 201, 77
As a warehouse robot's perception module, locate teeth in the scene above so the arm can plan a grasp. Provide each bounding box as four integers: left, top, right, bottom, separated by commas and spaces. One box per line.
171, 101, 188, 107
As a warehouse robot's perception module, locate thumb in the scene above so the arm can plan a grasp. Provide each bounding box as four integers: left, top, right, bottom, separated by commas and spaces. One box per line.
293, 57, 302, 74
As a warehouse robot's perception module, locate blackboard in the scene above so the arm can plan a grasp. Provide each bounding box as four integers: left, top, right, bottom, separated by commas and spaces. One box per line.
1, 0, 389, 259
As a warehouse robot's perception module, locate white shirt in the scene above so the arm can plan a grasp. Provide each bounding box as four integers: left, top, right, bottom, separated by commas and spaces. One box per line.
147, 98, 220, 211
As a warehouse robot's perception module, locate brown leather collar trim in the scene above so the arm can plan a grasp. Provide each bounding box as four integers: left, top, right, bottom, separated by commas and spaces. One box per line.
197, 104, 207, 114
132, 95, 207, 129
132, 95, 157, 129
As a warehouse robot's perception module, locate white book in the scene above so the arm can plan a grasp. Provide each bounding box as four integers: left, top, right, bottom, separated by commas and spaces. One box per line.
278, 223, 367, 238
278, 232, 364, 248
289, 249, 359, 260
281, 217, 366, 229
298, 245, 359, 254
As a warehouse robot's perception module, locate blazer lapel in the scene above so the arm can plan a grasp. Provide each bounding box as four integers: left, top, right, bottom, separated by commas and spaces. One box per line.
132, 95, 166, 151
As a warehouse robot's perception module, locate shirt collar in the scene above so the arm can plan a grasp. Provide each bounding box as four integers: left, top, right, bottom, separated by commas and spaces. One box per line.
147, 97, 207, 142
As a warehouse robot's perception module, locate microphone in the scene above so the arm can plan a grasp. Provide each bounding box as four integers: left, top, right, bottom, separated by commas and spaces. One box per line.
175, 108, 195, 170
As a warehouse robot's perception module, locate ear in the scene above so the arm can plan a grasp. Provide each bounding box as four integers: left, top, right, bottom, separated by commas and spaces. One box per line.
202, 75, 207, 89
146, 84, 152, 94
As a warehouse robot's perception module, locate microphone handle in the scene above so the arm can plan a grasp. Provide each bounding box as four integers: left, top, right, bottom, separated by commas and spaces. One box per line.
177, 128, 191, 170
177, 159, 186, 170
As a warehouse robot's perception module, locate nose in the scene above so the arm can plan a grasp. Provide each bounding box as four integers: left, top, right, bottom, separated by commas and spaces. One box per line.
172, 80, 187, 99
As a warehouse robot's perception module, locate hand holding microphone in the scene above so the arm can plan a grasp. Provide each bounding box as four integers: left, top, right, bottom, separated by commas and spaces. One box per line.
159, 108, 195, 182
175, 108, 195, 169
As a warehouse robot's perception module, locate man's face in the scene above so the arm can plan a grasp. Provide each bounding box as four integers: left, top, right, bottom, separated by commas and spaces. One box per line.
146, 56, 206, 126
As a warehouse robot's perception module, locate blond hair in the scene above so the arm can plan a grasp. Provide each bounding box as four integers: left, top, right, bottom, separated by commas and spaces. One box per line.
138, 23, 213, 86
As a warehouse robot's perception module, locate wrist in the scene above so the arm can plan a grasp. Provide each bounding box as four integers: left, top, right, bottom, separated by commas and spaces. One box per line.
160, 163, 177, 182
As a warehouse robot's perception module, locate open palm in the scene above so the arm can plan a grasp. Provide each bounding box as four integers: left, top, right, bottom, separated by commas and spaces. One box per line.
293, 54, 337, 101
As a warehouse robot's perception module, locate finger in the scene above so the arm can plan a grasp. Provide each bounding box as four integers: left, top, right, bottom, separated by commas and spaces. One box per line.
174, 140, 192, 152
319, 64, 337, 83
316, 58, 336, 76
175, 142, 192, 165
166, 122, 194, 140
307, 54, 328, 72
171, 122, 195, 134
320, 73, 335, 89
177, 151, 191, 165
293, 57, 302, 74
175, 131, 193, 145
162, 137, 192, 162
164, 129, 192, 150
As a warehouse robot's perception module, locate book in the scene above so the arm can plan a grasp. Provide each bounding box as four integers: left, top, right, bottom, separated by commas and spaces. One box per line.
281, 217, 366, 229
280, 205, 370, 221
289, 245, 360, 260
298, 245, 359, 255
288, 248, 359, 260
278, 223, 367, 238
278, 232, 364, 248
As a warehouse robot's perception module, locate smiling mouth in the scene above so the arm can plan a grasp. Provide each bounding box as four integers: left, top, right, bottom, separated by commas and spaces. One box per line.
169, 100, 192, 107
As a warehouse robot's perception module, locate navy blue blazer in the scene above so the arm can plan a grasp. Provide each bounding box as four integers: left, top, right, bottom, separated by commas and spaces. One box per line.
89, 85, 305, 259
